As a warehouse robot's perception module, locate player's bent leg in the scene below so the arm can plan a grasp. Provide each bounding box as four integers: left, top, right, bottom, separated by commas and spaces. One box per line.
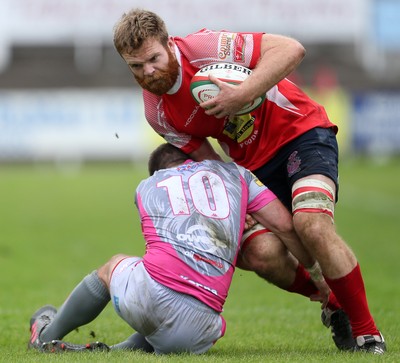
98, 253, 131, 289
29, 269, 112, 351
291, 176, 385, 353
237, 227, 298, 288
108, 258, 223, 355
292, 176, 357, 278
293, 212, 357, 278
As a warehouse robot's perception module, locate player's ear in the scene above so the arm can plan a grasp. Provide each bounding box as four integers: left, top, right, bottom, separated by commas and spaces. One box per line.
167, 38, 175, 52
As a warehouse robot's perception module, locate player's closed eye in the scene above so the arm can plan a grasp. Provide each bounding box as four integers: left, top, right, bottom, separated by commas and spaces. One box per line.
130, 64, 142, 70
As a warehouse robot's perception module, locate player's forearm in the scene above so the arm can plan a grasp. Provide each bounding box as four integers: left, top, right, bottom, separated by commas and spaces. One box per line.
277, 231, 316, 269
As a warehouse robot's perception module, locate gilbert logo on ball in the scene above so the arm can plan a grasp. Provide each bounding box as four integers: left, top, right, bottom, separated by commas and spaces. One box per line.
190, 63, 265, 115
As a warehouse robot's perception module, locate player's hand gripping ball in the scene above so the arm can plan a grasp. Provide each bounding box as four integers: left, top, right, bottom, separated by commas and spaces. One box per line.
190, 63, 265, 115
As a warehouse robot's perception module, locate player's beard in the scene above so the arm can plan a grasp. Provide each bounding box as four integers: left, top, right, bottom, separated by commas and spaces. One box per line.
134, 47, 180, 96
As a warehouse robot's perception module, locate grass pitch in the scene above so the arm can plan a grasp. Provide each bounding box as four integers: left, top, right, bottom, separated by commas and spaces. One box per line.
0, 157, 399, 362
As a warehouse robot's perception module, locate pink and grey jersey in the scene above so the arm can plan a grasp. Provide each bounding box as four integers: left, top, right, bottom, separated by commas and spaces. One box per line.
135, 159, 276, 312
144, 29, 337, 171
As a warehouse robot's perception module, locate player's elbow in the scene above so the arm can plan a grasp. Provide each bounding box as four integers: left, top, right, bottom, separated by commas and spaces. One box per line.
260, 213, 294, 237
263, 34, 306, 65
297, 42, 306, 61
288, 38, 306, 66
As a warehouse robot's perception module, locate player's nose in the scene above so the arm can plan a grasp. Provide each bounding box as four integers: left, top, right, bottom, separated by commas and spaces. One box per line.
143, 63, 156, 76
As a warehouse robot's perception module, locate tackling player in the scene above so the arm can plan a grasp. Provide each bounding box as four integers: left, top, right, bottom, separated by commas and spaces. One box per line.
28, 144, 330, 354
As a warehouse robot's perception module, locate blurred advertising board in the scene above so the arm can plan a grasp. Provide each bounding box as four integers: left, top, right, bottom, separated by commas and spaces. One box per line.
352, 92, 400, 155
0, 88, 162, 162
1, 88, 399, 162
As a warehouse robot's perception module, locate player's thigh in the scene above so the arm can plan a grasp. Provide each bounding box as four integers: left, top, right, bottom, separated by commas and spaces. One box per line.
108, 257, 151, 328
238, 227, 288, 271
146, 288, 225, 355
97, 253, 131, 289
110, 260, 224, 354
288, 127, 339, 197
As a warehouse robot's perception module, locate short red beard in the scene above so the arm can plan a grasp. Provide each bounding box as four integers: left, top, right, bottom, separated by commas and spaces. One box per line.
135, 47, 180, 96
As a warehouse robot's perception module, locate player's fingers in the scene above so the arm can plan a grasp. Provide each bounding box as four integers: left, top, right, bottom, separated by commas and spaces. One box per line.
214, 110, 227, 119
208, 73, 222, 86
203, 105, 221, 117
203, 104, 227, 118
244, 214, 257, 230
309, 293, 323, 303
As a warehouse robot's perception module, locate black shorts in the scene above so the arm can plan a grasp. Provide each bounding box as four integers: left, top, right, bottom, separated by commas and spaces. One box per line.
252, 127, 339, 211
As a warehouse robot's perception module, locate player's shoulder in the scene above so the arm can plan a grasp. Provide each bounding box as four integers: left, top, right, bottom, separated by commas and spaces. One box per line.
174, 28, 214, 40
226, 161, 255, 181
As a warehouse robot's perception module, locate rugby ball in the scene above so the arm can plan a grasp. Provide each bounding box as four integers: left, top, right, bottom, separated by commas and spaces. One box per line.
190, 63, 265, 115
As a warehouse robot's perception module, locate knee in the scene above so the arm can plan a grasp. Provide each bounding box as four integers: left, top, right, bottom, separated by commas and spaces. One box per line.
238, 232, 299, 288
293, 212, 335, 246
97, 253, 130, 287
239, 232, 291, 274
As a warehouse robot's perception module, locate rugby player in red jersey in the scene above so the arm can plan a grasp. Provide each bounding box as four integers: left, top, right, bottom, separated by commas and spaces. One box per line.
112, 8, 385, 354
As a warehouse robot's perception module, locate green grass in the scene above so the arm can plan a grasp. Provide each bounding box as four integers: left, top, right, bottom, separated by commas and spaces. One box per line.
0, 158, 399, 362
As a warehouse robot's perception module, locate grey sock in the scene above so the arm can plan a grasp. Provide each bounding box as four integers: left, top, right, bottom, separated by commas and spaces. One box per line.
41, 270, 110, 341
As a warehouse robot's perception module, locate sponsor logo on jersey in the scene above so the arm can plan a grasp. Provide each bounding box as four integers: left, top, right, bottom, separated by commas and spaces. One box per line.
193, 253, 223, 268
218, 32, 234, 60
180, 274, 218, 295
234, 34, 246, 62
177, 224, 227, 254
184, 105, 201, 127
250, 172, 265, 187
176, 225, 226, 253
176, 162, 201, 172
218, 33, 246, 63
287, 150, 302, 177
223, 113, 255, 143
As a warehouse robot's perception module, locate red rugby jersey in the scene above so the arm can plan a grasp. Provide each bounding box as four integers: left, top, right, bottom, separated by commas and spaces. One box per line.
144, 29, 337, 170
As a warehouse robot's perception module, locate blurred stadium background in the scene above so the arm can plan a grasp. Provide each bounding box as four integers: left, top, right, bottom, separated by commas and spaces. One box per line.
0, 0, 399, 163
